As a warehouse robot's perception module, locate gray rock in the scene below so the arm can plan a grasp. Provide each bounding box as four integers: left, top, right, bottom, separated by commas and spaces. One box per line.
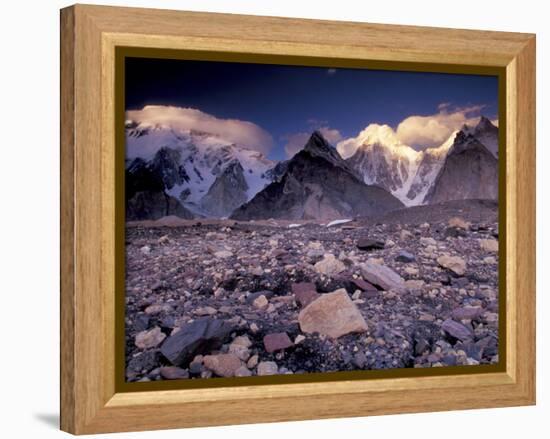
437, 255, 467, 276
263, 332, 294, 353
395, 250, 415, 263
314, 253, 346, 276
441, 319, 473, 341
356, 238, 385, 251
353, 351, 367, 368
415, 338, 430, 355
451, 306, 483, 321
126, 351, 158, 377
360, 261, 405, 291
134, 327, 166, 350
160, 318, 234, 366
160, 366, 189, 380
257, 361, 279, 376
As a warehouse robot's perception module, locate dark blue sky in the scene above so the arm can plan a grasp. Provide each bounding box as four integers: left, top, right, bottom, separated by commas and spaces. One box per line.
125, 57, 498, 161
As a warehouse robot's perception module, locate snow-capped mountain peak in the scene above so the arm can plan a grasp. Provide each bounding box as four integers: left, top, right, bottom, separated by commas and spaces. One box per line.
337, 123, 420, 161
338, 124, 422, 205
125, 106, 276, 217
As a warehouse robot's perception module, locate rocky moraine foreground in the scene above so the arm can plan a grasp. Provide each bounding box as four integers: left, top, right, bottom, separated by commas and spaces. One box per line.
125, 199, 500, 382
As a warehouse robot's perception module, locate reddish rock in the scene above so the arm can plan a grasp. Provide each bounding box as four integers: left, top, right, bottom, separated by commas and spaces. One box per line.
263, 332, 294, 353
298, 289, 368, 339
441, 319, 473, 341
160, 366, 189, 380
291, 282, 320, 306
451, 306, 483, 321
351, 278, 378, 292
203, 353, 243, 377
291, 282, 316, 295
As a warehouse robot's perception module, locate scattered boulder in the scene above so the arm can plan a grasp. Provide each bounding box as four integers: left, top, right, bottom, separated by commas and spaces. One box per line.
441, 319, 473, 341
263, 332, 294, 353
247, 354, 259, 369
405, 279, 425, 290
231, 335, 252, 348
194, 306, 217, 316
360, 261, 405, 291
253, 294, 269, 310
350, 278, 378, 292
298, 289, 368, 339
257, 361, 279, 376
314, 253, 346, 276
420, 237, 437, 246
448, 217, 470, 229
479, 238, 499, 252
144, 303, 172, 315
235, 365, 252, 377
451, 306, 483, 321
135, 327, 166, 350
291, 282, 320, 307
160, 366, 189, 380
203, 353, 243, 377
133, 314, 151, 332
228, 336, 252, 361
400, 230, 413, 240
126, 351, 158, 378
246, 290, 275, 304
160, 318, 234, 366
353, 351, 367, 368
437, 255, 467, 276
214, 250, 233, 259
395, 250, 415, 263
356, 238, 385, 251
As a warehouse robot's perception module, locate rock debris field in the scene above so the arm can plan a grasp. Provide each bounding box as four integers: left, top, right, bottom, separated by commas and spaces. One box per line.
125, 201, 500, 382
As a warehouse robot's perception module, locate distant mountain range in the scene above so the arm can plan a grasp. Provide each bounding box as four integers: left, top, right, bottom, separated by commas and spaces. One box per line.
339, 116, 498, 206
125, 107, 499, 221
231, 132, 403, 221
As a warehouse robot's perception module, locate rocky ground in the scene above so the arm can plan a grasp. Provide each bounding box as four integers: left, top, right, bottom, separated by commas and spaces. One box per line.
125, 200, 500, 382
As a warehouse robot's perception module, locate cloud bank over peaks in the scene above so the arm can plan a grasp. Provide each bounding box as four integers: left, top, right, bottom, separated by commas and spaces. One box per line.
337, 104, 496, 158
395, 105, 487, 149
126, 105, 275, 155
337, 124, 412, 159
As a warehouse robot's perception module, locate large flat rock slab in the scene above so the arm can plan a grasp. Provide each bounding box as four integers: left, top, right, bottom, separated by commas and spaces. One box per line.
298, 289, 368, 339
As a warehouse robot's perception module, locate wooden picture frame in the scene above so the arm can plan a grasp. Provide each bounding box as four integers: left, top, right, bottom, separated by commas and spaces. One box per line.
60, 4, 536, 434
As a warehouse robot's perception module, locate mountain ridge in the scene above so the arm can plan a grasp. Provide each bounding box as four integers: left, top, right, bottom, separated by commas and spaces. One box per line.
231, 131, 404, 221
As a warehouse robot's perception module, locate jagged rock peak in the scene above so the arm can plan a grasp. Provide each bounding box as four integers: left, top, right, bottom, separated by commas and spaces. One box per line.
301, 131, 357, 176
303, 131, 337, 155
476, 116, 496, 131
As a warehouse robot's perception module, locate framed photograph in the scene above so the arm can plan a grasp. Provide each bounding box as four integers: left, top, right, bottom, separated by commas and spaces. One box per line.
60, 4, 536, 434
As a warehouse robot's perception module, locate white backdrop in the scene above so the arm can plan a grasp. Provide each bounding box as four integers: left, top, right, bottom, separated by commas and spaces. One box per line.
0, 0, 546, 437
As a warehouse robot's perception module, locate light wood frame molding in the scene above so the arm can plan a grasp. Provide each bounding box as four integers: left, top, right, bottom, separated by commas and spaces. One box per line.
60, 4, 536, 434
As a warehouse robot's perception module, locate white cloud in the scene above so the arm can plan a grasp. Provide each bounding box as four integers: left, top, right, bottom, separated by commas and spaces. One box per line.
337, 124, 404, 159
318, 127, 343, 144
395, 105, 486, 148
126, 105, 274, 155
283, 127, 342, 158
327, 68, 337, 75
283, 132, 310, 158
336, 104, 499, 156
